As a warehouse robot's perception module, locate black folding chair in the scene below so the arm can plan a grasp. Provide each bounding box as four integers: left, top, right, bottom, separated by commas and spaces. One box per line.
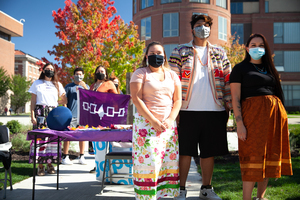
0, 125, 13, 199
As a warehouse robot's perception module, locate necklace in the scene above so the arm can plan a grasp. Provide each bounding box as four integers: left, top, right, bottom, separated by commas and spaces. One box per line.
195, 48, 208, 66
251, 63, 267, 74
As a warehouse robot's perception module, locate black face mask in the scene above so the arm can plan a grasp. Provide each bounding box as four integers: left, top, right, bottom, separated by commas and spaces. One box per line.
96, 72, 105, 80
44, 70, 54, 78
114, 84, 119, 89
148, 55, 164, 68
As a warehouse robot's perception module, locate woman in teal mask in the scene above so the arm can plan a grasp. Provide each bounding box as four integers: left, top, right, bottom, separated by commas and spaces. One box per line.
230, 33, 293, 200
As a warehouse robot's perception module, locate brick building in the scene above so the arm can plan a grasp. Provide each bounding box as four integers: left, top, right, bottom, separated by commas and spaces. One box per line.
231, 0, 300, 110
132, 0, 300, 110
0, 11, 23, 114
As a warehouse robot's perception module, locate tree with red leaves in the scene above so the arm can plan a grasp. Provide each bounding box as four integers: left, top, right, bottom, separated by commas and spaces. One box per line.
48, 0, 144, 90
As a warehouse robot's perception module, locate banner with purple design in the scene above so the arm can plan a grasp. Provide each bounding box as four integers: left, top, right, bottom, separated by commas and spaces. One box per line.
78, 88, 130, 127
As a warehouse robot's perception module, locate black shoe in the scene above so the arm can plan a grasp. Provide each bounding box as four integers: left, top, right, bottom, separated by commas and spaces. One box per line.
89, 167, 96, 173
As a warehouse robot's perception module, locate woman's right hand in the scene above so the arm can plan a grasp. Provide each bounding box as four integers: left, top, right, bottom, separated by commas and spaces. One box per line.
31, 117, 37, 125
150, 119, 166, 133
237, 123, 247, 141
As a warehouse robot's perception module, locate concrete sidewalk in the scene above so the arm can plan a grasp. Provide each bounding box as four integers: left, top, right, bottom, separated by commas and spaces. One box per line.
0, 154, 202, 200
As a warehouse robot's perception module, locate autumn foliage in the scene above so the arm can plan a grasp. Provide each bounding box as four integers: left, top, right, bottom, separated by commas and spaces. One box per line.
47, 0, 144, 89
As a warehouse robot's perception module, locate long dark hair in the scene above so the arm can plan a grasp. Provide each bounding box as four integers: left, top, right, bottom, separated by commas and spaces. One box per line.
141, 41, 169, 68
39, 63, 59, 93
93, 65, 109, 83
244, 33, 284, 104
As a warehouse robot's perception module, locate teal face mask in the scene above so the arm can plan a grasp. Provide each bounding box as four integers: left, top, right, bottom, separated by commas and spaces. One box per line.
249, 47, 265, 60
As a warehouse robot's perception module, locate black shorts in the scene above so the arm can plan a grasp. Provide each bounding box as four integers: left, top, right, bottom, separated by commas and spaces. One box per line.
178, 110, 229, 158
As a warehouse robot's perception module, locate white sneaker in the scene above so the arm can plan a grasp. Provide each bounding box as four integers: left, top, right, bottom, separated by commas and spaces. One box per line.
199, 187, 222, 200
79, 156, 87, 165
62, 156, 73, 165
174, 190, 186, 200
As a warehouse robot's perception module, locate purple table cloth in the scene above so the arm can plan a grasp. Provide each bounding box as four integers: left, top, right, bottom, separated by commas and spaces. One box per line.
27, 129, 132, 142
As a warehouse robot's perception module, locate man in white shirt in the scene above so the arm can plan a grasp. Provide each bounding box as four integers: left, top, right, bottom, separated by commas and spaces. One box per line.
169, 14, 232, 200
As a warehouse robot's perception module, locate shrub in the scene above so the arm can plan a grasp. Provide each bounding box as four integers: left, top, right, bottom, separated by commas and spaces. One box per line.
295, 111, 300, 114
11, 133, 31, 152
6, 120, 21, 134
289, 126, 300, 150
0, 122, 3, 126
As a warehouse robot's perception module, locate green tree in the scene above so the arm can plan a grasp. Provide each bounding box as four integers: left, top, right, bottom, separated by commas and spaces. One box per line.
0, 66, 11, 97
10, 75, 31, 114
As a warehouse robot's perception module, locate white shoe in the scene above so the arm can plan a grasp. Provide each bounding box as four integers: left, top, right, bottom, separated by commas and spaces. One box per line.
79, 156, 87, 165
174, 190, 186, 200
62, 156, 73, 165
199, 187, 222, 200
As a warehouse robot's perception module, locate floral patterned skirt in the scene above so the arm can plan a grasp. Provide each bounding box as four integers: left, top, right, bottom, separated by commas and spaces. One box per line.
133, 113, 180, 200
29, 105, 61, 164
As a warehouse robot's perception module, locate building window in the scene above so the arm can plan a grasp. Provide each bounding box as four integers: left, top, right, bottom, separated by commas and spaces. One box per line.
274, 51, 300, 72
193, 12, 208, 16
141, 0, 153, 9
282, 85, 300, 107
164, 44, 178, 59
161, 0, 181, 3
190, 0, 209, 3
274, 22, 300, 44
0, 31, 11, 41
231, 24, 244, 44
163, 13, 179, 38
231, 2, 243, 14
218, 16, 227, 41
133, 0, 137, 14
216, 0, 227, 9
265, 1, 269, 13
15, 65, 18, 71
141, 17, 151, 40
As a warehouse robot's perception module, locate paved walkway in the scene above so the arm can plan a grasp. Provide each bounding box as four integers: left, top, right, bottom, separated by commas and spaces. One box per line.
0, 154, 202, 200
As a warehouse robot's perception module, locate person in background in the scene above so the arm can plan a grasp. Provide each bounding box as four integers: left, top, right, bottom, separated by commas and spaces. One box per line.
109, 75, 123, 94
230, 33, 293, 200
62, 67, 90, 165
169, 14, 232, 200
130, 41, 182, 200
4, 107, 8, 116
28, 63, 67, 176
89, 65, 118, 173
9, 107, 12, 115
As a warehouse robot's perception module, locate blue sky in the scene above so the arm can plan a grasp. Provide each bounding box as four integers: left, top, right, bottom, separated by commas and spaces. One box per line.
0, 0, 132, 64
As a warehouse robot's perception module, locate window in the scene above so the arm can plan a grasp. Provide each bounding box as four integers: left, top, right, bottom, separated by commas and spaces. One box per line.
231, 2, 243, 14
274, 51, 300, 72
161, 0, 181, 3
15, 65, 18, 71
265, 1, 269, 13
193, 12, 208, 16
231, 24, 244, 44
141, 0, 153, 9
216, 0, 227, 9
164, 44, 178, 59
274, 22, 300, 44
190, 0, 209, 3
218, 16, 227, 41
0, 31, 10, 41
133, 0, 137, 14
282, 85, 300, 107
141, 17, 151, 40
163, 13, 179, 37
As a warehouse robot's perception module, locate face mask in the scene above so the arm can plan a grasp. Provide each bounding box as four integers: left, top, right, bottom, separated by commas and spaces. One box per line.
194, 25, 210, 39
147, 55, 164, 68
249, 47, 265, 60
44, 70, 54, 78
74, 75, 84, 82
96, 72, 105, 80
114, 84, 119, 89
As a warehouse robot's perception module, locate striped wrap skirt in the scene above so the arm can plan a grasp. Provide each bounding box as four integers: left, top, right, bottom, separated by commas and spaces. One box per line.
132, 113, 180, 200
239, 95, 293, 182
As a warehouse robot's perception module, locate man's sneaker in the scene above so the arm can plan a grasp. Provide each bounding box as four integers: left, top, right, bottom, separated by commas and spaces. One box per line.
174, 190, 187, 200
199, 187, 222, 200
61, 156, 73, 165
89, 167, 96, 173
253, 198, 269, 200
79, 156, 87, 165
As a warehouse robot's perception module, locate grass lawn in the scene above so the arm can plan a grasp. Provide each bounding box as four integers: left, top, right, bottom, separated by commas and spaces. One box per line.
201, 157, 300, 200
0, 161, 57, 190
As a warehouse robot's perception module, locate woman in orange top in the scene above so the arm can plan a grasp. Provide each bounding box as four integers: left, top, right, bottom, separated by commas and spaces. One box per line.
90, 66, 118, 94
